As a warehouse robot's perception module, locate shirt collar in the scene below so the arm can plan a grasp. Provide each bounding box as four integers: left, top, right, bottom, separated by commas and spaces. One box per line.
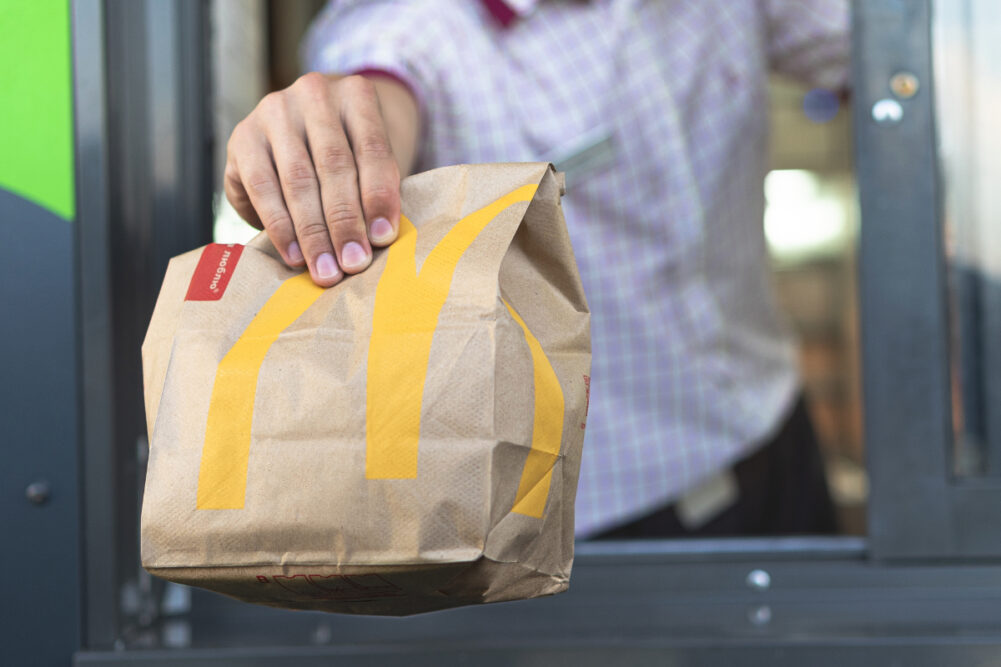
480, 0, 540, 28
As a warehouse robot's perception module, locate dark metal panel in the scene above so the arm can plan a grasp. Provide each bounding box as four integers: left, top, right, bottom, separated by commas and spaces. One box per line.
574, 535, 867, 562
857, 0, 1001, 559
954, 265, 987, 472
948, 482, 1001, 555
179, 549, 1001, 648
75, 543, 1001, 665
854, 0, 955, 558
73, 0, 120, 650
75, 0, 214, 650
146, 0, 214, 278
70, 643, 1001, 667
984, 276, 1001, 474
0, 190, 82, 666
103, 4, 155, 619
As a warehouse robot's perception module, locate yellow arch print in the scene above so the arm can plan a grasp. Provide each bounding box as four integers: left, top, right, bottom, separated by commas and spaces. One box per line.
365, 184, 539, 479
196, 183, 563, 519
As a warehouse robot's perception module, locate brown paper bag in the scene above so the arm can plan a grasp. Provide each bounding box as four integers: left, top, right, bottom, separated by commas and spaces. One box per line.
140, 163, 591, 615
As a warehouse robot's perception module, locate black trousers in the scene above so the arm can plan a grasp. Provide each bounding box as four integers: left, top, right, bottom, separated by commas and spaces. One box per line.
592, 395, 838, 540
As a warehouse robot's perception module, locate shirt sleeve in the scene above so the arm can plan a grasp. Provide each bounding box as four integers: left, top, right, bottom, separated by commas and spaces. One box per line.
301, 1, 456, 120
301, 0, 470, 169
762, 0, 851, 91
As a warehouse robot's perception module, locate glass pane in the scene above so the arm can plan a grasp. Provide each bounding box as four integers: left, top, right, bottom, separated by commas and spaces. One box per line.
767, 77, 865, 534
934, 0, 1001, 476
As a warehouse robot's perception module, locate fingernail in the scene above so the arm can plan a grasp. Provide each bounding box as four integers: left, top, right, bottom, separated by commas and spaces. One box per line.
287, 241, 303, 263
341, 241, 369, 269
370, 217, 395, 244
315, 252, 340, 280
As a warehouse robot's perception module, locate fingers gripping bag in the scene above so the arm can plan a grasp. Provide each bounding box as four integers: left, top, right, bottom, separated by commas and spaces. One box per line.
140, 163, 591, 615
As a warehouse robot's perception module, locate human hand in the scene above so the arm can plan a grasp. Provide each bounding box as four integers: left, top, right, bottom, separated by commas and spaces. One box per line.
224, 72, 417, 286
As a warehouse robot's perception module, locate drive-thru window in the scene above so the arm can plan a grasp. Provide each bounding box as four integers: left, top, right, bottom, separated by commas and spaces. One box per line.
5, 1, 1001, 664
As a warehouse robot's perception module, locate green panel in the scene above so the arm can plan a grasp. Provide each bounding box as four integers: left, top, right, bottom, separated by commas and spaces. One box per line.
0, 0, 75, 221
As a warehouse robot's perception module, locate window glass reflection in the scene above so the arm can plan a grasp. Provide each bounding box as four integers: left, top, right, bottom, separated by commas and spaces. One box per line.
934, 0, 1001, 476
767, 77, 865, 534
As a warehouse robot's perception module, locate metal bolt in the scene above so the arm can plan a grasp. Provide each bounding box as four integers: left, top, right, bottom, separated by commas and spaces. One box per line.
748, 604, 773, 627
25, 480, 51, 505
872, 98, 904, 125
312, 623, 333, 645
746, 569, 771, 591
890, 71, 920, 99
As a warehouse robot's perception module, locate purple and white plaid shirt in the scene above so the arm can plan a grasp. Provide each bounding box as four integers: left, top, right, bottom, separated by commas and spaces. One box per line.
304, 0, 850, 536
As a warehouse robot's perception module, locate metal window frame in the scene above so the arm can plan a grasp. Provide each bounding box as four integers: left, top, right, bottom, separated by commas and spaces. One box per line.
76, 538, 1001, 665
70, 0, 1001, 663
73, 0, 214, 654
74, 0, 118, 650
856, 0, 1001, 560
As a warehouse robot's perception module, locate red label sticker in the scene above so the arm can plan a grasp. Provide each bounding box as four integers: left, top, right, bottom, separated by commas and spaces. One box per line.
185, 243, 244, 301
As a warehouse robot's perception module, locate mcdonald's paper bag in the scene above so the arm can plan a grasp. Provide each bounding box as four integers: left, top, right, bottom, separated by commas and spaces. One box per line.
140, 163, 591, 615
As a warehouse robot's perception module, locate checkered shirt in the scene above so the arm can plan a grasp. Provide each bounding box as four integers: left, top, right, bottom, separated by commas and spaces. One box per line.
303, 0, 850, 537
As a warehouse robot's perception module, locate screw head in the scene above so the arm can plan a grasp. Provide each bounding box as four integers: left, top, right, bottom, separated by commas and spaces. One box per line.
746, 569, 771, 591
312, 624, 333, 645
890, 71, 920, 99
872, 98, 904, 125
748, 604, 773, 626
25, 481, 51, 505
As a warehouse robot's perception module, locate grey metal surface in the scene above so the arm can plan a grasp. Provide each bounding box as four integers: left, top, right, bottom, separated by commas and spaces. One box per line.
74, 0, 120, 650
986, 278, 1001, 475
72, 644, 1001, 667
0, 188, 82, 664
857, 0, 1001, 559
75, 540, 1001, 665
854, 0, 960, 559
75, 0, 215, 652
941, 480, 1001, 555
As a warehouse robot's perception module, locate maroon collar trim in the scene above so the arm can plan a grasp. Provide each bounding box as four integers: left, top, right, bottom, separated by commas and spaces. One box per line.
480, 0, 522, 28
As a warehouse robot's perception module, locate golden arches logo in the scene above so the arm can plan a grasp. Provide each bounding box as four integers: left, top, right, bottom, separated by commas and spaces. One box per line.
196, 184, 563, 519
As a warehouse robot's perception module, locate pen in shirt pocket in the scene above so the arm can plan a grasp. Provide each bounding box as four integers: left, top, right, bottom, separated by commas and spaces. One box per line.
544, 125, 617, 188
